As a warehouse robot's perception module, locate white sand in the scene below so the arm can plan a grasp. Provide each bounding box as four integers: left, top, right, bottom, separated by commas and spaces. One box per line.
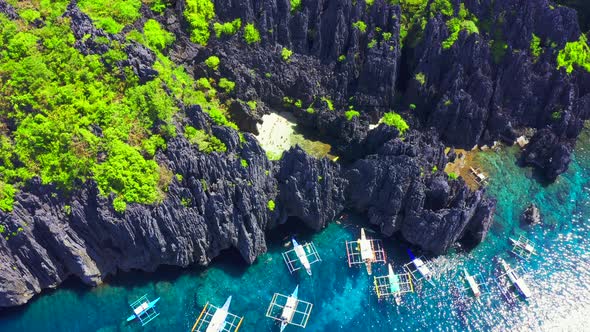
255, 112, 297, 156
255, 112, 332, 159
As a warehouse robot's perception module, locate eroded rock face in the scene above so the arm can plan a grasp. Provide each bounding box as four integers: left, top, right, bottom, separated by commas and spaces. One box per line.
345, 128, 496, 254
276, 147, 347, 230
404, 0, 590, 180
175, 0, 590, 181
0, 106, 276, 307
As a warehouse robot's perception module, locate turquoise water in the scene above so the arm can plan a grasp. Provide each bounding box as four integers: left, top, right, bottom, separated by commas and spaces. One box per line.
1, 133, 590, 331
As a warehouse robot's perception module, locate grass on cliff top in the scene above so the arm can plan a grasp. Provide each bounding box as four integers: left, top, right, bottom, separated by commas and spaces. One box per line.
0, 3, 238, 212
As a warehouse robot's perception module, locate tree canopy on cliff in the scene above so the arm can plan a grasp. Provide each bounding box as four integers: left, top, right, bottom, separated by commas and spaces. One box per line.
0, 1, 237, 212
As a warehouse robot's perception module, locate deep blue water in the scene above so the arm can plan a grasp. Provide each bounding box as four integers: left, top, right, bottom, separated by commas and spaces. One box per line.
1, 132, 589, 331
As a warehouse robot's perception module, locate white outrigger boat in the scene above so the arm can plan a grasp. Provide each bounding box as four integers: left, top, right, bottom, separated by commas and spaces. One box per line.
509, 235, 537, 261
191, 296, 243, 332
345, 228, 386, 275
373, 263, 413, 305
282, 238, 321, 276
126, 294, 160, 326
498, 258, 532, 299
403, 250, 435, 286
266, 285, 313, 331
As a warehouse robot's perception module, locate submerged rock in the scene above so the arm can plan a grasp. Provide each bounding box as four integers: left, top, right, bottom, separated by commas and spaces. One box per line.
522, 203, 542, 225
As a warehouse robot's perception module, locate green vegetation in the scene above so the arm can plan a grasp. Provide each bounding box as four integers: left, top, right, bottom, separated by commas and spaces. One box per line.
432, 165, 438, 173
338, 55, 346, 62
265, 72, 272, 78
530, 33, 542, 58
0, 7, 225, 211
345, 109, 360, 121
409, 103, 417, 110
181, 197, 191, 207
290, 0, 302, 12
415, 72, 426, 85
368, 39, 377, 48
244, 23, 261, 44
557, 35, 590, 74
247, 100, 257, 110
200, 178, 208, 191
448, 172, 458, 180
321, 97, 334, 111
205, 55, 220, 70
441, 5, 479, 49
184, 0, 215, 46
294, 99, 303, 108
20, 9, 41, 23
366, 0, 375, 6
218, 78, 235, 93
0, 224, 4, 233
0, 182, 16, 212
175, 174, 183, 182
213, 18, 241, 38
142, 19, 175, 51
552, 111, 562, 120
184, 125, 228, 153
240, 159, 249, 167
267, 199, 276, 211
78, 0, 141, 34
92, 140, 162, 209
352, 21, 367, 33
145, 0, 169, 14
381, 112, 409, 134
382, 32, 393, 41
281, 47, 293, 61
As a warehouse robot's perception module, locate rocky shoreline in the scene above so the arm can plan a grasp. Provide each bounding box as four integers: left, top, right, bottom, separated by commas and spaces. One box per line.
1, 0, 589, 308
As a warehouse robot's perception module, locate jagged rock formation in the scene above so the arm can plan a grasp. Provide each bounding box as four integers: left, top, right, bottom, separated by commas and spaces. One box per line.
276, 147, 347, 231
345, 127, 495, 253
0, 106, 276, 307
402, 0, 590, 181
160, 0, 590, 181
7, 0, 590, 308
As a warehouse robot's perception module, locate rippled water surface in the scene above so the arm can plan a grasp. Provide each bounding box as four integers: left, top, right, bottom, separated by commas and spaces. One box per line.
1, 132, 589, 331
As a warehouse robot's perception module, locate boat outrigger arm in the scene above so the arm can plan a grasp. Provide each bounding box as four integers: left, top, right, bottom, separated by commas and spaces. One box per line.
509, 235, 537, 260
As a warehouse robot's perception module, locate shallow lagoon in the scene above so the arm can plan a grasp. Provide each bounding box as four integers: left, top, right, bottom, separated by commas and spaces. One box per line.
1, 132, 589, 331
